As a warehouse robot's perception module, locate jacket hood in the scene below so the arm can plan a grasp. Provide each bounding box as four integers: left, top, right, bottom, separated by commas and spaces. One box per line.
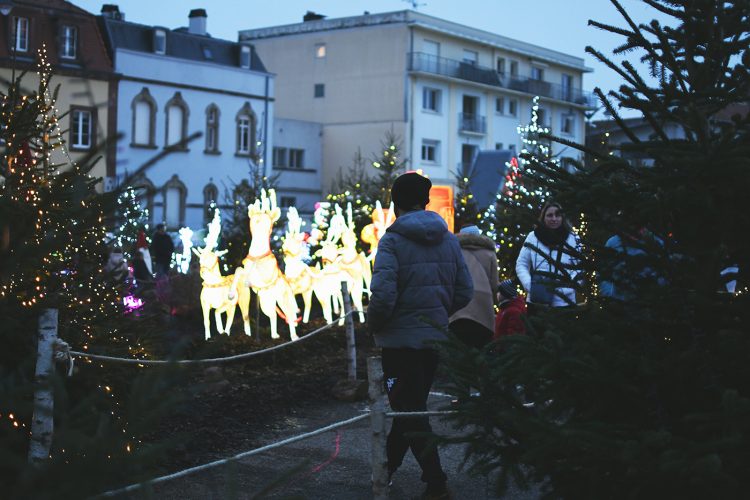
387, 210, 448, 245
457, 232, 495, 251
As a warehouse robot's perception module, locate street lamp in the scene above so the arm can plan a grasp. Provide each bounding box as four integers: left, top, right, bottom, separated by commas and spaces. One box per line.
0, 0, 14, 16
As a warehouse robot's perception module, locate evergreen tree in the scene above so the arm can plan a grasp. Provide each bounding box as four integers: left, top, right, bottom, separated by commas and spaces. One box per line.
369, 129, 408, 206
453, 162, 480, 230
441, 1, 750, 498
111, 186, 150, 251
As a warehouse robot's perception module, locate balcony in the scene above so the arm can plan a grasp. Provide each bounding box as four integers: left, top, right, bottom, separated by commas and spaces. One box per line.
408, 52, 597, 108
459, 112, 486, 134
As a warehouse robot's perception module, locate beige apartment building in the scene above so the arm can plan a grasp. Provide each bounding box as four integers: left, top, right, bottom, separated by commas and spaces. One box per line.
240, 10, 594, 192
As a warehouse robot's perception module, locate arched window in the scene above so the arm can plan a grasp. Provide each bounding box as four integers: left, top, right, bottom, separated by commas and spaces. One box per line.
205, 104, 220, 154
203, 182, 219, 223
131, 175, 155, 225
131, 88, 157, 147
163, 174, 187, 230
235, 102, 256, 157
165, 92, 189, 150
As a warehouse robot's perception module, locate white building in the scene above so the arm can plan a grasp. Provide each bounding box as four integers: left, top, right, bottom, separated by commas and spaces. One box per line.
101, 6, 274, 230
240, 10, 595, 192
272, 118, 323, 217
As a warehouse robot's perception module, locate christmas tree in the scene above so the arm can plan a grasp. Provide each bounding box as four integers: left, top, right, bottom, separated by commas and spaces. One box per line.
453, 162, 480, 231
441, 1, 750, 498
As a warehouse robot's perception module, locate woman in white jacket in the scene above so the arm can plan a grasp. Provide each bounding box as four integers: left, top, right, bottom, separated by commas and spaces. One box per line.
516, 201, 580, 308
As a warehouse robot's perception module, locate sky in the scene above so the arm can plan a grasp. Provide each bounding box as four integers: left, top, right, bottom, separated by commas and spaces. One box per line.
74, 0, 675, 117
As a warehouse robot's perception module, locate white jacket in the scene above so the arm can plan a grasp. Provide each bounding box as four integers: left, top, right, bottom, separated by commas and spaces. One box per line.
515, 231, 580, 307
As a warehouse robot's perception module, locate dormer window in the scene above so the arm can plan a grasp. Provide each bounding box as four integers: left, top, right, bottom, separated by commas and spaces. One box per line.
153, 29, 166, 54
202, 45, 213, 60
12, 17, 29, 52
60, 25, 78, 59
239, 45, 251, 69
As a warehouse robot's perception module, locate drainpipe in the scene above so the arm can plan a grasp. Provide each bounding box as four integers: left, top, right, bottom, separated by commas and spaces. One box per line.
263, 74, 269, 179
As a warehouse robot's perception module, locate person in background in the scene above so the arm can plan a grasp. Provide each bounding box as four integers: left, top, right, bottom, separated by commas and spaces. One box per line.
150, 223, 174, 278
449, 223, 498, 349
103, 246, 128, 283
368, 172, 473, 500
516, 201, 580, 312
494, 278, 527, 339
136, 229, 153, 276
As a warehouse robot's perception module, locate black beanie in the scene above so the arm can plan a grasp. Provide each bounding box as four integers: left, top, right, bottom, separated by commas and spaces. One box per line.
498, 279, 517, 299
391, 172, 432, 209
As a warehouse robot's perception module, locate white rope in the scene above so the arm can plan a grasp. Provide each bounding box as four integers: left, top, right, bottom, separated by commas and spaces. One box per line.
385, 410, 456, 417
53, 338, 74, 376
70, 310, 362, 366
93, 412, 369, 498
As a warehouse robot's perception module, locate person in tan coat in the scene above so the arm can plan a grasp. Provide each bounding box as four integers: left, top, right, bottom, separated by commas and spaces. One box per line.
449, 224, 499, 348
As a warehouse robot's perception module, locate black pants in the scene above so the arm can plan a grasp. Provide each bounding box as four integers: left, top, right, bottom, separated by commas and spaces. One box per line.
449, 318, 492, 349
381, 347, 447, 486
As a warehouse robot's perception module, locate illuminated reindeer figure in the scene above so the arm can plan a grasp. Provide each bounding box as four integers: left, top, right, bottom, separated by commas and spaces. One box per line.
236, 189, 299, 341
360, 200, 396, 263
337, 203, 371, 323
282, 207, 336, 324
176, 226, 194, 274
193, 210, 251, 340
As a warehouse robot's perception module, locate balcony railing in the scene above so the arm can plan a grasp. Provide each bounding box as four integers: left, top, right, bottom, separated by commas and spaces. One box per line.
408, 52, 597, 108
459, 112, 486, 134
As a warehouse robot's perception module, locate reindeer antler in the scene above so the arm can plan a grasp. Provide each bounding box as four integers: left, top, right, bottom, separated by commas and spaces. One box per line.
287, 206, 302, 235
204, 209, 222, 251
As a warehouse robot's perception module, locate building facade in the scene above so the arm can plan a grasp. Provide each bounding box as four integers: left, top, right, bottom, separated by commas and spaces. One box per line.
272, 118, 323, 218
0, 0, 116, 184
240, 10, 595, 192
100, 6, 274, 230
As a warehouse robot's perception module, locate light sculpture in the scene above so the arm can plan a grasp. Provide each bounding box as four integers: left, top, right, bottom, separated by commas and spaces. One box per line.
282, 207, 337, 324
176, 227, 194, 274
235, 189, 299, 341
193, 209, 251, 340
337, 203, 371, 323
360, 200, 395, 263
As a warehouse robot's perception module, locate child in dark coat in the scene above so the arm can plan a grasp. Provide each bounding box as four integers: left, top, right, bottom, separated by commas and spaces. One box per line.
494, 279, 527, 339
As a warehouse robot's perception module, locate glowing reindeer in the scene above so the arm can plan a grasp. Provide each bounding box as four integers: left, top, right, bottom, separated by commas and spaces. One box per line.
282, 207, 336, 324
176, 227, 194, 274
337, 203, 371, 323
192, 210, 251, 340
236, 189, 299, 341
360, 200, 396, 263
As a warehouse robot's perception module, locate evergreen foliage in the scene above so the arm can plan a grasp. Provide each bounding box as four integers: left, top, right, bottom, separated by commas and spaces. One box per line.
441, 1, 750, 498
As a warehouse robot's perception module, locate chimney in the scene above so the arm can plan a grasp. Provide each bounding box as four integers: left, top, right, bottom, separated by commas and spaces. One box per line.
101, 4, 124, 20
188, 9, 207, 36
303, 11, 326, 22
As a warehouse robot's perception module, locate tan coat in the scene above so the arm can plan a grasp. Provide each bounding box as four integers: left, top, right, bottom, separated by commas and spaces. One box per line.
449, 233, 498, 333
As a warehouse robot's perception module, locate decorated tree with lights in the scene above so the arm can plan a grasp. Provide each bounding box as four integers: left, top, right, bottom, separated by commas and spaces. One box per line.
369, 129, 407, 206
111, 186, 150, 251
441, 1, 750, 498
453, 162, 480, 230
480, 96, 559, 277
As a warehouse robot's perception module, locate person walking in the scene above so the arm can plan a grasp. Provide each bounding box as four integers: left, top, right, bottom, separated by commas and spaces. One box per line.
150, 223, 174, 278
449, 223, 498, 349
368, 172, 473, 499
515, 201, 580, 312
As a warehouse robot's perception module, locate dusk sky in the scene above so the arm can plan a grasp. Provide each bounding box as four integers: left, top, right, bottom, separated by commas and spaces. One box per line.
74, 0, 675, 117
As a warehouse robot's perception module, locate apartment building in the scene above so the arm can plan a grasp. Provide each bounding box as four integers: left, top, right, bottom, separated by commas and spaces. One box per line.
0, 0, 116, 185
240, 10, 595, 193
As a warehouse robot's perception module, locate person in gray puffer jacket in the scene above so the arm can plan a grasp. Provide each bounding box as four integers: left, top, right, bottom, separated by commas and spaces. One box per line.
368, 172, 472, 499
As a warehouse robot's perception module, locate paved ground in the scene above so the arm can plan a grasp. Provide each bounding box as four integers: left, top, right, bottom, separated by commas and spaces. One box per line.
141, 393, 540, 500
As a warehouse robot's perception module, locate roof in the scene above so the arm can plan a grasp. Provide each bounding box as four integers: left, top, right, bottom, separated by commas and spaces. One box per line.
240, 10, 590, 73
469, 150, 511, 209
101, 17, 267, 73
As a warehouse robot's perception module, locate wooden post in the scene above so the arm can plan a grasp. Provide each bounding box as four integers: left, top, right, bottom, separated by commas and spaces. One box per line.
29, 308, 58, 463
368, 356, 388, 499
341, 281, 357, 381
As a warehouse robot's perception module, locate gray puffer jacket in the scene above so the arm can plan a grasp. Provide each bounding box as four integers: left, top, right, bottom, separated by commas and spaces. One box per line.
368, 210, 473, 349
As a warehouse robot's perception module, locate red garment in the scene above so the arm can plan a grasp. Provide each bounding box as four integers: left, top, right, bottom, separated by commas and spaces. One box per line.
136, 230, 149, 249
493, 295, 527, 339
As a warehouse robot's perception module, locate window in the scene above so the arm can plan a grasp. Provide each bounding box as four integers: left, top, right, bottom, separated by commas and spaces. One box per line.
314, 83, 325, 98
422, 87, 440, 112
239, 45, 251, 69
495, 143, 503, 150
561, 114, 575, 135
421, 139, 439, 163
12, 17, 29, 52
164, 92, 189, 149
508, 99, 518, 116
531, 66, 545, 81
280, 196, 296, 208
131, 88, 157, 147
153, 29, 166, 54
203, 183, 218, 223
70, 108, 94, 149
235, 102, 256, 156
205, 104, 219, 153
60, 25, 78, 59
201, 45, 213, 60
509, 60, 518, 77
163, 175, 186, 230
496, 57, 505, 75
315, 43, 326, 58
561, 74, 573, 100
289, 149, 304, 168
495, 97, 505, 114
462, 49, 478, 66
509, 144, 516, 153
273, 147, 288, 167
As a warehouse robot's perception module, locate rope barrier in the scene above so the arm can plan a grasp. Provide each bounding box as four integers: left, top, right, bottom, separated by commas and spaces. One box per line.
93, 412, 369, 498
70, 310, 361, 367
